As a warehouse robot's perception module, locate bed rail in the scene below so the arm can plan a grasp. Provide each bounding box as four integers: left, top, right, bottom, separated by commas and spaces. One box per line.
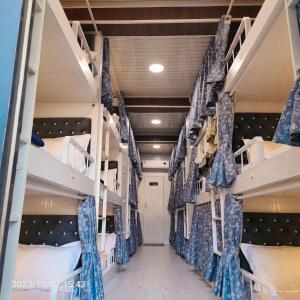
225, 17, 252, 73
241, 269, 278, 300
234, 137, 264, 174
71, 21, 99, 77
50, 268, 82, 300
61, 136, 95, 176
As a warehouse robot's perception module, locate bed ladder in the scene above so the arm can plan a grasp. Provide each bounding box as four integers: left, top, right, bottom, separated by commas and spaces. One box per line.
211, 188, 225, 257
100, 110, 111, 253
0, 1, 46, 299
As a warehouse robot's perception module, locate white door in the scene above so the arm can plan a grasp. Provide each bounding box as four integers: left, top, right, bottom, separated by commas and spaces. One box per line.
142, 176, 164, 244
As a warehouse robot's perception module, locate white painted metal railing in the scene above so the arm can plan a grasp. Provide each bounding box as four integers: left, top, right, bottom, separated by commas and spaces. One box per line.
72, 21, 99, 77
225, 17, 252, 73
241, 269, 278, 300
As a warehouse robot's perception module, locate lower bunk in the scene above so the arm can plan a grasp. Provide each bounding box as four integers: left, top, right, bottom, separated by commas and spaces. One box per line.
170, 200, 300, 300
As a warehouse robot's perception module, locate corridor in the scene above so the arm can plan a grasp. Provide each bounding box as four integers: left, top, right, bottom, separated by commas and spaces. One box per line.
105, 246, 215, 300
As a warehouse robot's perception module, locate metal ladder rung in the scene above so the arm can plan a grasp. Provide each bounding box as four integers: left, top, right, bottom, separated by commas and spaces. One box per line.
212, 216, 221, 221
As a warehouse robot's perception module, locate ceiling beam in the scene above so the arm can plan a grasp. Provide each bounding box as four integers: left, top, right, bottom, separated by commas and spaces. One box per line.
82, 22, 242, 36
135, 135, 178, 143
61, 1, 263, 9
125, 97, 190, 113
64, 6, 261, 21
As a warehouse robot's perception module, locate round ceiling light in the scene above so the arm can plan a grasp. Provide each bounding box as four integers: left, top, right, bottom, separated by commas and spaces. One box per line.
149, 64, 164, 73
153, 144, 161, 149
151, 119, 161, 125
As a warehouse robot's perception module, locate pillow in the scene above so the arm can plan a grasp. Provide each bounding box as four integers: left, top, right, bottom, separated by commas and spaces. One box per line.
242, 137, 285, 166
240, 243, 300, 293
31, 133, 44, 147
101, 168, 118, 191
14, 241, 81, 289
43, 134, 90, 173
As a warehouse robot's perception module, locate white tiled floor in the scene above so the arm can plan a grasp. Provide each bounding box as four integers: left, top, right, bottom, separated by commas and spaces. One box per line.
104, 246, 216, 300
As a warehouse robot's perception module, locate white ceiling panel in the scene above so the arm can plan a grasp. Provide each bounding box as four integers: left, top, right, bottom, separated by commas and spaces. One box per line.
110, 36, 211, 97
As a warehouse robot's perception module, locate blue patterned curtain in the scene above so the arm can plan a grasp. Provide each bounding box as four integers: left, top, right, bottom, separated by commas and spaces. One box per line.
209, 93, 237, 187
168, 146, 177, 180
273, 77, 300, 146
127, 210, 139, 256
187, 17, 231, 143
174, 167, 184, 208
183, 147, 199, 203
186, 202, 220, 282
168, 179, 176, 212
175, 210, 186, 257
101, 38, 113, 114
114, 206, 129, 265
128, 126, 143, 180
172, 125, 187, 175
169, 213, 176, 247
206, 16, 231, 107
136, 212, 143, 246
129, 168, 138, 209
78, 196, 104, 300
118, 92, 129, 143
213, 195, 246, 300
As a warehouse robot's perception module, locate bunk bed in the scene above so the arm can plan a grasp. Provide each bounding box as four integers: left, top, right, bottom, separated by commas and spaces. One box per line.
37, 0, 98, 103
28, 118, 95, 199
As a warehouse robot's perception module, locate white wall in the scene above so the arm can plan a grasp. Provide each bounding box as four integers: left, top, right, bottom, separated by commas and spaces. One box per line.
138, 171, 171, 245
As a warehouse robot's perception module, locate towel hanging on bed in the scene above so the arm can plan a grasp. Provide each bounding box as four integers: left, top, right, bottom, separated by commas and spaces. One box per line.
209, 93, 237, 188
273, 76, 300, 146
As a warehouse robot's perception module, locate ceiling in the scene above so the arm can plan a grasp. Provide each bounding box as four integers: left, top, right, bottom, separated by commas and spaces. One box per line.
62, 0, 263, 155
110, 36, 211, 98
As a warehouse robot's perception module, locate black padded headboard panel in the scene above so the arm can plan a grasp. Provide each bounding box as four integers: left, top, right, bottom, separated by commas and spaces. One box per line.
19, 215, 79, 246
233, 113, 281, 152
33, 118, 91, 138
242, 213, 300, 246
98, 215, 115, 234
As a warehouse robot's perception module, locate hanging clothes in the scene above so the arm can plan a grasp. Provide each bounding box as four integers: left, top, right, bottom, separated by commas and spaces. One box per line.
136, 212, 143, 246
183, 147, 199, 203
273, 77, 300, 146
114, 206, 129, 265
129, 168, 138, 209
174, 166, 184, 209
196, 115, 218, 167
78, 196, 104, 300
118, 92, 129, 143
213, 195, 246, 300
209, 93, 237, 188
101, 38, 113, 114
175, 210, 186, 257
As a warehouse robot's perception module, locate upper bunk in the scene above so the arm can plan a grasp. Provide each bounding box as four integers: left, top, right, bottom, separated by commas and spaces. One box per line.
224, 0, 296, 108
36, 0, 99, 103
